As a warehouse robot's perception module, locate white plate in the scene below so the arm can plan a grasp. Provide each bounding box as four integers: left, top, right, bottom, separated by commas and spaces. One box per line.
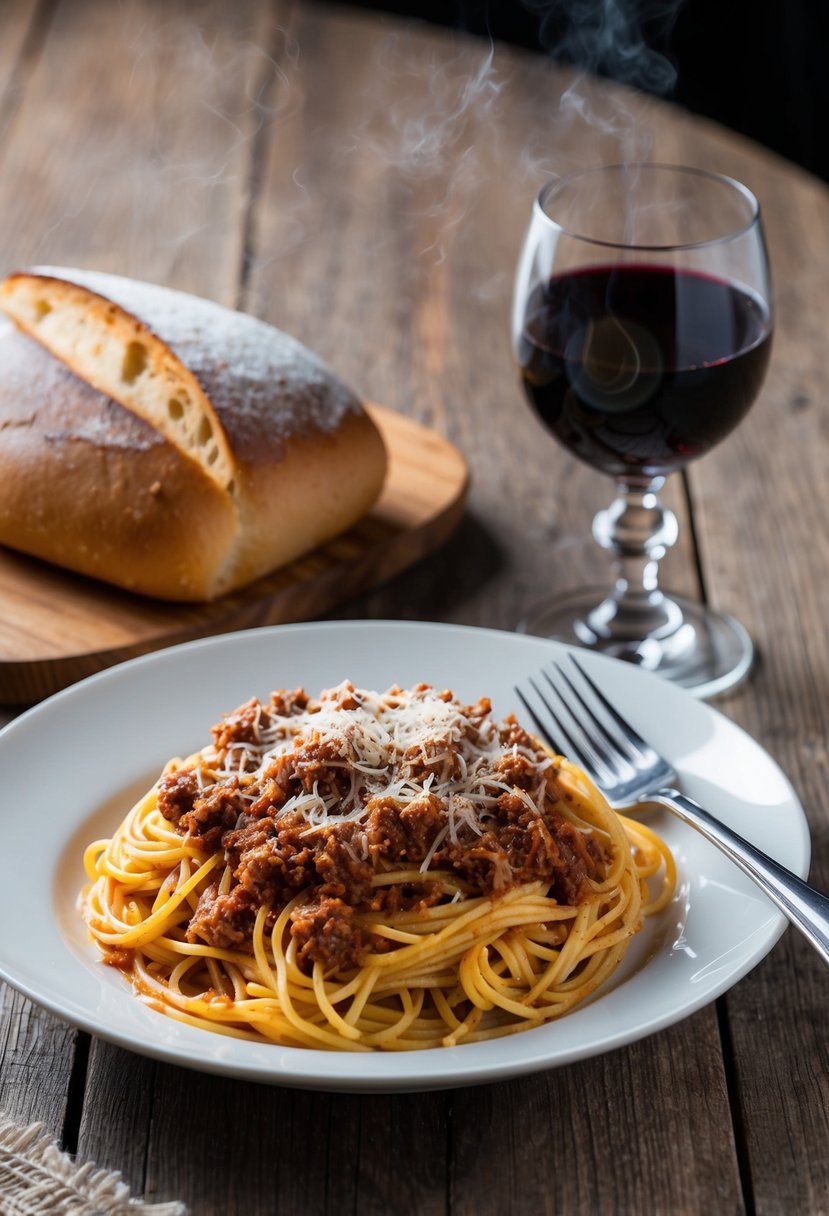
0, 621, 810, 1091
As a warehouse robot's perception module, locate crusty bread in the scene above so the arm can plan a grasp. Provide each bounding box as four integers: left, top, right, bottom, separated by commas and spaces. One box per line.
0, 269, 387, 600
0, 323, 238, 598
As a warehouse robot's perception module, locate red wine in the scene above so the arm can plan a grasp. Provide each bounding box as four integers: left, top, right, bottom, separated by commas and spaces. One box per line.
517, 265, 772, 477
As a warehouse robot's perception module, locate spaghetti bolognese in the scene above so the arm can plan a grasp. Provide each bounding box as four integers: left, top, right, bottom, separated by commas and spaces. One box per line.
81, 681, 674, 1050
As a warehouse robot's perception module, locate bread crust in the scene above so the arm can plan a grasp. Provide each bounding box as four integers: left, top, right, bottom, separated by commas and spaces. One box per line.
0, 270, 388, 600
0, 325, 237, 599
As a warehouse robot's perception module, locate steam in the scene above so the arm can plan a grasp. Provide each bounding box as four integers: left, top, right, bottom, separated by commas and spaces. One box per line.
528, 0, 681, 94
20, 0, 688, 313
345, 32, 506, 264
526, 0, 686, 166
246, 2, 687, 304
22, 9, 291, 290
358, 37, 502, 181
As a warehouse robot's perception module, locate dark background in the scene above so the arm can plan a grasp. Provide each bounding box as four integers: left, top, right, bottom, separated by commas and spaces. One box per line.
331, 0, 829, 183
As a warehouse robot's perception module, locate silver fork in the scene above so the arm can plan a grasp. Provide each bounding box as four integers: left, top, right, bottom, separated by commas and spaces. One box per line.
516, 656, 829, 966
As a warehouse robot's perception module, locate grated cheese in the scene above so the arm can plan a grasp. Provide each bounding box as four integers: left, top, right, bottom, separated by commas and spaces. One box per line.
198, 683, 554, 834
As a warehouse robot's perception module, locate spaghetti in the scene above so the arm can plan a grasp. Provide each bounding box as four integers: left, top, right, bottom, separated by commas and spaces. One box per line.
81, 681, 674, 1051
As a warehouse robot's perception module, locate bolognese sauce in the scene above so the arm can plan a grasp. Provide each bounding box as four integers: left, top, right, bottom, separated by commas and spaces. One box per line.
156, 682, 607, 973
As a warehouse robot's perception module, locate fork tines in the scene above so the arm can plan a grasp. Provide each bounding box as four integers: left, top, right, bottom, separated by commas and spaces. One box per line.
515, 656, 653, 790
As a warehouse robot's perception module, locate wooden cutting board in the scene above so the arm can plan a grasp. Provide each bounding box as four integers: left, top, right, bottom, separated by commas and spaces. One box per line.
0, 405, 468, 704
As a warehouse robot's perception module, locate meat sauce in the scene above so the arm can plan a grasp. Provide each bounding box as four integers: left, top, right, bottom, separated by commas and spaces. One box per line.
156, 683, 607, 973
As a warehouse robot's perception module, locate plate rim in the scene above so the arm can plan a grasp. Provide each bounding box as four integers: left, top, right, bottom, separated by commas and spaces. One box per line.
0, 619, 811, 1090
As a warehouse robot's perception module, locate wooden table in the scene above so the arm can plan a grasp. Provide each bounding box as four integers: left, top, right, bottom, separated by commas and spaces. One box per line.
1, 2, 828, 1212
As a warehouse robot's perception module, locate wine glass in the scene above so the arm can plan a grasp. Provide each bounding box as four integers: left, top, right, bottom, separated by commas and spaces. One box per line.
513, 163, 773, 697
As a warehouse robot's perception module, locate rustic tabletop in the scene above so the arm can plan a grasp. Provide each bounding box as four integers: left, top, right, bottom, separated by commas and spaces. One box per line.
1, 1, 828, 1213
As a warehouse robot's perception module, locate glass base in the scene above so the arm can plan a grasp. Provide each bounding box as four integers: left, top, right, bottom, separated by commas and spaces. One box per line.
518, 587, 754, 699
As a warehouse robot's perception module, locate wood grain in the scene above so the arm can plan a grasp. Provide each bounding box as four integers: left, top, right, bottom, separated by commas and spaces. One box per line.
666, 113, 829, 1216
2, 2, 829, 1215
0, 0, 83, 1144
452, 1019, 742, 1215
0, 1, 44, 144
0, 985, 78, 1138
0, 0, 274, 298
0, 406, 468, 703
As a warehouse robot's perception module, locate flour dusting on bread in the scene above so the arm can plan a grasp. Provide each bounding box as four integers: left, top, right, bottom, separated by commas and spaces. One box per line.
31, 269, 361, 453
0, 270, 387, 601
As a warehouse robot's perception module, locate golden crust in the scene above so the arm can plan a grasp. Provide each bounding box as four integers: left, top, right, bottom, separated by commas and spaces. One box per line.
0, 326, 237, 599
0, 270, 388, 601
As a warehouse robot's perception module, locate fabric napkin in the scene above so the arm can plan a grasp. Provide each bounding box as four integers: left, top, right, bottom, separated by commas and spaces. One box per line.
0, 1115, 186, 1215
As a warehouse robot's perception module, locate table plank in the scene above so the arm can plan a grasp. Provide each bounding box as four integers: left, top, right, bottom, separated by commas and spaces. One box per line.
146, 1078, 451, 1215
568, 83, 829, 1216
0, 0, 273, 298
0, 0, 45, 143
663, 120, 829, 1215
0, 0, 86, 1143
75, 1043, 155, 1198
452, 1020, 742, 1214
0, 987, 78, 1138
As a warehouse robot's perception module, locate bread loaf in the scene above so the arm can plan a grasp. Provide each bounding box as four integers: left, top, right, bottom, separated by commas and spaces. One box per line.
0, 269, 387, 600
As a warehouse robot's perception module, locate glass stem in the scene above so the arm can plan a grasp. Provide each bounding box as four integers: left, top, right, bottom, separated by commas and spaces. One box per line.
586, 477, 683, 643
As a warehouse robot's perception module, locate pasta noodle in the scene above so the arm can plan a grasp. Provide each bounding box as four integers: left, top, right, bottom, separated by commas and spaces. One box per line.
81, 682, 674, 1051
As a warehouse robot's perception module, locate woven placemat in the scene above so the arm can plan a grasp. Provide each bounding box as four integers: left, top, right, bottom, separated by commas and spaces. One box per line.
0, 1115, 186, 1215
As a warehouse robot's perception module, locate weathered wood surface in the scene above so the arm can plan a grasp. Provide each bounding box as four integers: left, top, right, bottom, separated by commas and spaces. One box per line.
1, 1, 827, 1213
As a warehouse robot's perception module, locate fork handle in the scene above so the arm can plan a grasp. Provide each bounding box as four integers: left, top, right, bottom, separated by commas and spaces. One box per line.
651, 787, 829, 966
